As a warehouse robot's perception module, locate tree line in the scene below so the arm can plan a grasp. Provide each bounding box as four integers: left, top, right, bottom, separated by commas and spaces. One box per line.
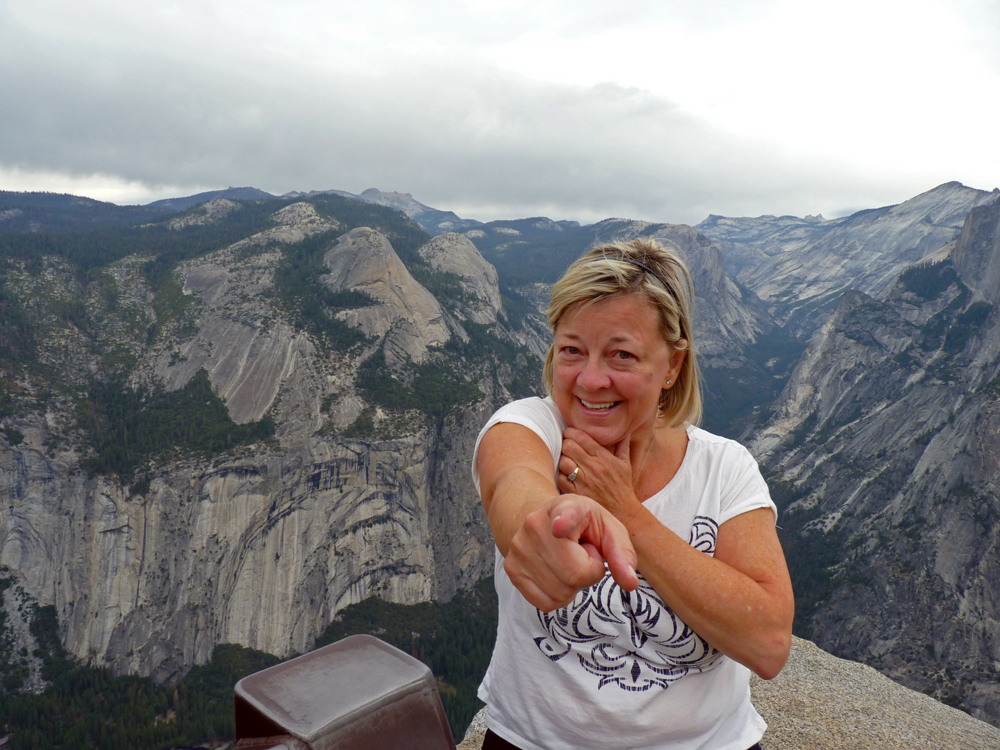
0, 574, 498, 749
81, 368, 275, 485
0, 591, 281, 750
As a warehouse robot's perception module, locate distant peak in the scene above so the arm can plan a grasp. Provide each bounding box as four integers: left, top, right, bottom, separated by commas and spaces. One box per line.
921, 180, 970, 195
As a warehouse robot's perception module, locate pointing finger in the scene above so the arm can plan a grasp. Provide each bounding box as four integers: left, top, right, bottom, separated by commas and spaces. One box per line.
550, 497, 588, 540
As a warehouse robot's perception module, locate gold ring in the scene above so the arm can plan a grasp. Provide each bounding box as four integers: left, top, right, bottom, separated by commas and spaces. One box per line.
567, 467, 579, 482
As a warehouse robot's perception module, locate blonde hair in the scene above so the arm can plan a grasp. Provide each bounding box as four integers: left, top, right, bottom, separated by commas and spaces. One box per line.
543, 237, 702, 427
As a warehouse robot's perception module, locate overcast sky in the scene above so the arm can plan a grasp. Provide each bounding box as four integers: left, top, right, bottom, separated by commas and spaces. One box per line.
2, 0, 999, 225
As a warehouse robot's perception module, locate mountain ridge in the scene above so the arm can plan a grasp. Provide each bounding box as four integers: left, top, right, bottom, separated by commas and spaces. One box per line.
2, 179, 1000, 727
749, 197, 1000, 722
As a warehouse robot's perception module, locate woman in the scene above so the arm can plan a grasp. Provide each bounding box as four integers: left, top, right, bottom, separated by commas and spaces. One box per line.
472, 238, 794, 750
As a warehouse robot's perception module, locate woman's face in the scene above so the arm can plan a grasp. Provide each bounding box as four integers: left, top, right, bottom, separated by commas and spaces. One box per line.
551, 294, 684, 448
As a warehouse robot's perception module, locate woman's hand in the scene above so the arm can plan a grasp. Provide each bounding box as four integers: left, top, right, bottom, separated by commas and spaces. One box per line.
478, 422, 639, 613
504, 493, 639, 612
557, 426, 794, 679
557, 427, 641, 522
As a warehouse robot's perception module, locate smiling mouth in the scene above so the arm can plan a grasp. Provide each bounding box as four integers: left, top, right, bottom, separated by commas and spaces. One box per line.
580, 399, 619, 411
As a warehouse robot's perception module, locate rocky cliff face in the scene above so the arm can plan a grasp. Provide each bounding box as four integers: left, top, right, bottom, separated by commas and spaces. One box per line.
0, 193, 773, 687
695, 213, 832, 279
418, 233, 503, 326
285, 187, 483, 236
0, 200, 508, 683
164, 201, 336, 427
4, 183, 1000, 728
751, 193, 1000, 722
322, 226, 452, 366
701, 182, 1000, 336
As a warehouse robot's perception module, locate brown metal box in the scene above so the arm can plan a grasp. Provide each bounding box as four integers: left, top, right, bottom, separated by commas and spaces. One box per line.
234, 634, 457, 750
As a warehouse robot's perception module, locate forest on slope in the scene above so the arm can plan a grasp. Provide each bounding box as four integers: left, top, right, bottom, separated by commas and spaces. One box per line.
2, 182, 1000, 745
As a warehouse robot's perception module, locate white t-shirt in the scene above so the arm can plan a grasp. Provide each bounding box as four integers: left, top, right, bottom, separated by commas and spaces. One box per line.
471, 397, 776, 750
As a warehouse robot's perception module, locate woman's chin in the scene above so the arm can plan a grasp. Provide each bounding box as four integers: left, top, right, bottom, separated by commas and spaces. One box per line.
566, 420, 626, 448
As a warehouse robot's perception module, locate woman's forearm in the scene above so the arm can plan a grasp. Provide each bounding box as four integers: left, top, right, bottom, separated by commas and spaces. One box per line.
485, 468, 560, 556
478, 422, 563, 556
624, 505, 794, 679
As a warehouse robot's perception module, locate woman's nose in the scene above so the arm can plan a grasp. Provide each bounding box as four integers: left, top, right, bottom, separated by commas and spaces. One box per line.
577, 356, 610, 390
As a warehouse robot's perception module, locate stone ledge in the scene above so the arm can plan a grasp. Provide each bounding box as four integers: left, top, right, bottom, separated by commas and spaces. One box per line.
458, 637, 1000, 749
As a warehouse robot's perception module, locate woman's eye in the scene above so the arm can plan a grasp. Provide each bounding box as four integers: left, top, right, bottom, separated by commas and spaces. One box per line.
615, 351, 634, 360
562, 346, 580, 355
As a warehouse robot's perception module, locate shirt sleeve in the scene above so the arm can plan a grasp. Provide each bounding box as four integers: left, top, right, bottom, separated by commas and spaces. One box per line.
471, 397, 565, 494
718, 441, 778, 526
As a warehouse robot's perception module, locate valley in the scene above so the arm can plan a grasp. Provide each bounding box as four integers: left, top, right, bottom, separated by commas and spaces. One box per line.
1, 180, 999, 737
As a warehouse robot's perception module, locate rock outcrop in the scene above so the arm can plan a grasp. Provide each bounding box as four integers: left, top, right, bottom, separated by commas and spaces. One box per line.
4, 184, 1000, 730
750, 192, 1000, 722
701, 182, 998, 335
650, 223, 772, 364
418, 233, 503, 326
458, 637, 1000, 750
323, 226, 452, 366
0, 203, 504, 683
286, 187, 483, 236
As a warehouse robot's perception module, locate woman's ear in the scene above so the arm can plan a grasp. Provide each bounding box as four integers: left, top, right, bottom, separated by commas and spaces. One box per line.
667, 345, 686, 385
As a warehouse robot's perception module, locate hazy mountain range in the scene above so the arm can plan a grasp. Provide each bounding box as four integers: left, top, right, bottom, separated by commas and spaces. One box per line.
1, 180, 999, 726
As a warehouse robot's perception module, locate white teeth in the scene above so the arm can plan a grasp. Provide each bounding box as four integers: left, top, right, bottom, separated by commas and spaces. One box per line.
581, 400, 615, 410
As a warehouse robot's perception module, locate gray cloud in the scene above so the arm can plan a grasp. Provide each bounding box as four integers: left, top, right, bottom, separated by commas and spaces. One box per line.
0, 1, 990, 225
